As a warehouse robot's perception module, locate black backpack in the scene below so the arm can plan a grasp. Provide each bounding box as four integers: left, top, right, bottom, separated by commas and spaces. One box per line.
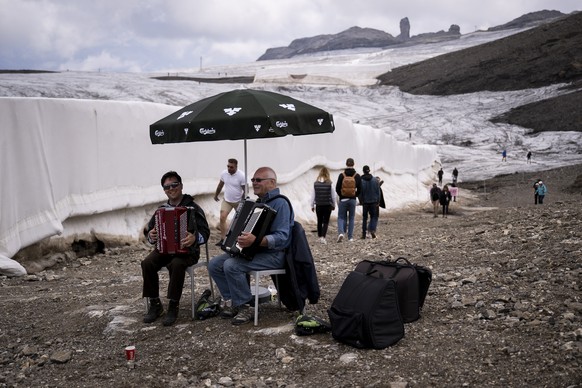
328, 271, 404, 349
354, 258, 432, 323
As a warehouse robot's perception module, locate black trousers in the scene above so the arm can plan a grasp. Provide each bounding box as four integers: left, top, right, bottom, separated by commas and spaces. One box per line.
442, 204, 449, 216
315, 205, 333, 237
141, 250, 196, 301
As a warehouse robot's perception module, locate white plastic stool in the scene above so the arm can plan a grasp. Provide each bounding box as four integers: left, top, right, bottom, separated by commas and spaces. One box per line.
248, 269, 286, 325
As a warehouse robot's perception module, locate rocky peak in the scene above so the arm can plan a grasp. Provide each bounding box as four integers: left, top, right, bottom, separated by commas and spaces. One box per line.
398, 17, 410, 40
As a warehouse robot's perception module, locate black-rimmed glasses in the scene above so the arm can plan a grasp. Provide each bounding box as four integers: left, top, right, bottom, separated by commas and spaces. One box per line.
162, 182, 181, 190
251, 178, 274, 183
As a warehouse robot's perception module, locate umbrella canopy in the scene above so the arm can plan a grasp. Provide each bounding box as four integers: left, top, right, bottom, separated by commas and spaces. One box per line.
149, 89, 335, 191
150, 89, 334, 143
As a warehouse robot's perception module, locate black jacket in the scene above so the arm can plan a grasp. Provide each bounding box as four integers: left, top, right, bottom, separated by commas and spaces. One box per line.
439, 190, 452, 206
276, 221, 320, 312
268, 194, 320, 312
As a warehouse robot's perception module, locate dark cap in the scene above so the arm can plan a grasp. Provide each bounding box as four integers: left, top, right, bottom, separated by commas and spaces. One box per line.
363, 165, 370, 173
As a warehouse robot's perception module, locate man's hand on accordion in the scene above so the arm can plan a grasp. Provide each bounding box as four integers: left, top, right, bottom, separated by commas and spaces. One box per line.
180, 232, 197, 249
148, 228, 158, 244
237, 231, 258, 248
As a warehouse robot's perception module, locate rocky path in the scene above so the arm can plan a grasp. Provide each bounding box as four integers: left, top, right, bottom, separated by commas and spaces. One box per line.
1, 164, 580, 387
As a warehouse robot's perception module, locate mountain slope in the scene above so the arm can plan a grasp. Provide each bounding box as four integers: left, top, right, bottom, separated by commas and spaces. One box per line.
376, 12, 581, 133
377, 11, 582, 95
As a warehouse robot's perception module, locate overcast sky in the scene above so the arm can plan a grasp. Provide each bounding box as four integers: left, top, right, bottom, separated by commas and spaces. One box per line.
0, 0, 579, 73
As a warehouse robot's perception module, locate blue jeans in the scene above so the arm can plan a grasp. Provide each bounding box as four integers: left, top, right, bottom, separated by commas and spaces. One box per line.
362, 203, 379, 235
208, 250, 285, 307
337, 198, 356, 239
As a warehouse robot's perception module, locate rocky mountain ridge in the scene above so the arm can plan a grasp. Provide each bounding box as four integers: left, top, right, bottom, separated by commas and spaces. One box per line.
257, 10, 565, 61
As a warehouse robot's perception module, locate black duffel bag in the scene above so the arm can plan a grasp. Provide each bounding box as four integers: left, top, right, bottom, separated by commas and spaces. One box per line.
354, 258, 432, 323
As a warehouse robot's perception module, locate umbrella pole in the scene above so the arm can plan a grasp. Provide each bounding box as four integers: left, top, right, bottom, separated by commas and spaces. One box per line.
244, 139, 248, 198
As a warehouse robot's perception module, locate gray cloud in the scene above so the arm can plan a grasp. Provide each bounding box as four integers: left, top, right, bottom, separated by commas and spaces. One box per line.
0, 0, 578, 72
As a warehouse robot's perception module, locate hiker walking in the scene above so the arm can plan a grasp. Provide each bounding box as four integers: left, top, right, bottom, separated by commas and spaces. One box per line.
359, 165, 381, 239
535, 180, 548, 204
335, 158, 361, 242
429, 183, 441, 218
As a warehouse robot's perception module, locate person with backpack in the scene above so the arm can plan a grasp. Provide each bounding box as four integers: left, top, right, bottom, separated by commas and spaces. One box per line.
359, 165, 381, 239
335, 158, 361, 242
429, 183, 441, 218
310, 167, 337, 244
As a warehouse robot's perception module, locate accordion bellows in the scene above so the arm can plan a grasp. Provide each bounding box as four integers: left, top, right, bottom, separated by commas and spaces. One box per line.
155, 207, 189, 254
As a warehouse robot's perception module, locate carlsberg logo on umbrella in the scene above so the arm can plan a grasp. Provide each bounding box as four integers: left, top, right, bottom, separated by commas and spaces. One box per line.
200, 128, 216, 135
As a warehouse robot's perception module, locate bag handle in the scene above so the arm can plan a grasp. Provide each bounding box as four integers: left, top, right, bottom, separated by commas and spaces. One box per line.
395, 257, 412, 265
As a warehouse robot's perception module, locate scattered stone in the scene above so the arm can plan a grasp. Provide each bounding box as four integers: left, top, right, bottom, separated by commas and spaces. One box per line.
49, 350, 72, 364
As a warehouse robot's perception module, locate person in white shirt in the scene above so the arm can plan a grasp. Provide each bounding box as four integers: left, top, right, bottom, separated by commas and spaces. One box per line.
213, 158, 246, 245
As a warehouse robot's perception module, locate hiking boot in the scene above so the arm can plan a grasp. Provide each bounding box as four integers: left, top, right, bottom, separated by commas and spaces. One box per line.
231, 304, 252, 326
162, 300, 179, 326
361, 233, 366, 239
220, 300, 237, 319
370, 232, 376, 239
143, 298, 163, 324
337, 234, 344, 243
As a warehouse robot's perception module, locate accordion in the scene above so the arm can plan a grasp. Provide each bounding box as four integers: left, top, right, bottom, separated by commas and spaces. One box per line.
221, 200, 277, 259
154, 206, 190, 254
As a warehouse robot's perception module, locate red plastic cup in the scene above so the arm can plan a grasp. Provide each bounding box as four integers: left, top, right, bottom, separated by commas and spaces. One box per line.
124, 346, 136, 361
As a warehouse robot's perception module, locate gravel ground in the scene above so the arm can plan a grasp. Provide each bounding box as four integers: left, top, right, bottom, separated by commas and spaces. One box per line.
1, 164, 581, 388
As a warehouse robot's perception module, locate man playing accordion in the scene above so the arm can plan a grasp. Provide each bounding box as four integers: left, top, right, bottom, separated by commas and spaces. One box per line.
141, 171, 210, 326
208, 167, 294, 325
